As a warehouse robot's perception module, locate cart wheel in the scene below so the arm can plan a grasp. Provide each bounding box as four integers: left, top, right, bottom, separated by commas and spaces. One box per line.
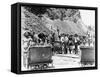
43, 64, 48, 69
34, 65, 39, 70
40, 65, 44, 70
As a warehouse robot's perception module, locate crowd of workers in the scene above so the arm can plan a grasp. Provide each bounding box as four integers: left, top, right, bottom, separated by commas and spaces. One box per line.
23, 30, 95, 55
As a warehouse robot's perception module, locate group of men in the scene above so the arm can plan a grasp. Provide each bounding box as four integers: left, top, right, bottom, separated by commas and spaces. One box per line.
23, 30, 94, 55
23, 31, 55, 47
59, 34, 81, 54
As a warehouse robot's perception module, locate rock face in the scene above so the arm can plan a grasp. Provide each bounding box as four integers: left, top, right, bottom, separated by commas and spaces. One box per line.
21, 7, 51, 35
45, 19, 87, 35
21, 7, 88, 36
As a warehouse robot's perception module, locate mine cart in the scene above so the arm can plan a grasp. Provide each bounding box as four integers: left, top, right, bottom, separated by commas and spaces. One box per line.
80, 46, 95, 65
27, 46, 53, 70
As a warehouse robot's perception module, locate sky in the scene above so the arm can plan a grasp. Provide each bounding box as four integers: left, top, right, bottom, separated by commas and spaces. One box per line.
79, 10, 95, 27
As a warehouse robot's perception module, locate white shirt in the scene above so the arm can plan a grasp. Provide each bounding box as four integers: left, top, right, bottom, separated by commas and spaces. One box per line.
61, 36, 65, 42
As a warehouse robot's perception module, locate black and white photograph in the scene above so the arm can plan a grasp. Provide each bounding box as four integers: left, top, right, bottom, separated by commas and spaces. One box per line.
21, 5, 96, 71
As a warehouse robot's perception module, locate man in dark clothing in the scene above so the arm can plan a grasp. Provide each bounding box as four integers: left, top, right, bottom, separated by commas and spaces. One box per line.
74, 34, 81, 54
38, 33, 46, 44
68, 35, 75, 54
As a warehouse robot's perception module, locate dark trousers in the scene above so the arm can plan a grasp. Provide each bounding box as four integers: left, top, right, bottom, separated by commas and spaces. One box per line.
63, 42, 68, 54
74, 44, 78, 54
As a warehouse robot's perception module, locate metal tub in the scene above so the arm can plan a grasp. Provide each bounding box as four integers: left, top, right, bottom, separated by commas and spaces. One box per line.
28, 46, 53, 67
80, 46, 95, 65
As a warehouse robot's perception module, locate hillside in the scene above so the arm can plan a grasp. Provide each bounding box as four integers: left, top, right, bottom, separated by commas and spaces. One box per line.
21, 7, 51, 35
43, 16, 87, 35
21, 7, 88, 36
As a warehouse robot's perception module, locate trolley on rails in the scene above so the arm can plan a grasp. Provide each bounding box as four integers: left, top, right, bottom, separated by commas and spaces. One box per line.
22, 44, 54, 70
24, 40, 63, 70
52, 41, 62, 54
80, 46, 95, 66
27, 45, 53, 70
